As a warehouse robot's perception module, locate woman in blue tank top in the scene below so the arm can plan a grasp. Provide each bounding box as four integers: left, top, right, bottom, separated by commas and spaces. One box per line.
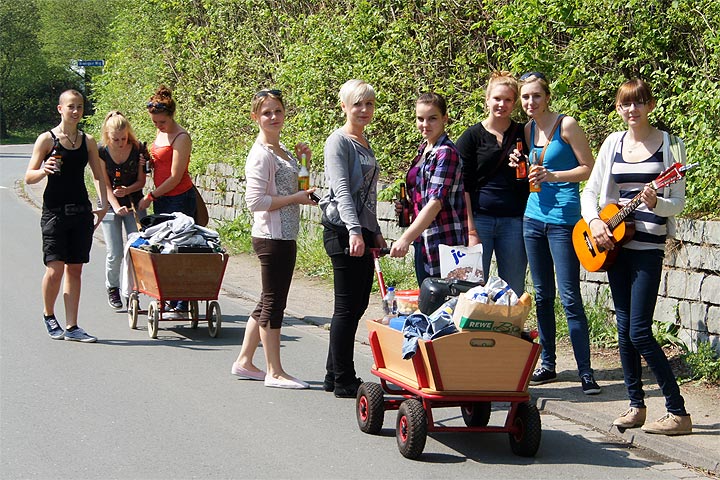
515, 72, 600, 395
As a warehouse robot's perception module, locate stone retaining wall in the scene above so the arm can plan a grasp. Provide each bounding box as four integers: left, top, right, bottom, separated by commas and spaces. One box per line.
195, 164, 719, 352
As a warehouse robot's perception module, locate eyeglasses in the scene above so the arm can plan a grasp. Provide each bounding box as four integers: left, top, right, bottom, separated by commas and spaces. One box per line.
618, 101, 648, 111
146, 102, 168, 110
519, 71, 547, 81
254, 89, 282, 99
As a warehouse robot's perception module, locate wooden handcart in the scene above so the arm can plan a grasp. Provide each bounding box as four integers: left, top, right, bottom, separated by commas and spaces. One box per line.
357, 320, 542, 459
127, 248, 229, 339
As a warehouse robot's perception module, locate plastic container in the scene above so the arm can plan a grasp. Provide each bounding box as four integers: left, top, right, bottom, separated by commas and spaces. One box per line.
396, 289, 420, 315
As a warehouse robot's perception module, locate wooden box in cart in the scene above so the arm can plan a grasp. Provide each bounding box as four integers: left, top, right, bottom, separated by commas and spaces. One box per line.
367, 320, 540, 395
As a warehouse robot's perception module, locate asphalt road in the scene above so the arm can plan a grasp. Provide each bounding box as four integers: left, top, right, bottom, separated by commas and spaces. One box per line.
0, 145, 706, 479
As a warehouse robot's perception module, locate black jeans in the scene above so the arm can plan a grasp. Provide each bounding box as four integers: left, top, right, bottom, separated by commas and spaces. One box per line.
323, 225, 376, 386
251, 237, 297, 329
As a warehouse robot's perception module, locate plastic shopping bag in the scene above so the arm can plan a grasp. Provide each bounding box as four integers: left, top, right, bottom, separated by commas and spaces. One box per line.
439, 244, 484, 283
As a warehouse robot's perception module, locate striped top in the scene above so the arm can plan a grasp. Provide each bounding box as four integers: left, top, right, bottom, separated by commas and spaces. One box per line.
611, 134, 667, 250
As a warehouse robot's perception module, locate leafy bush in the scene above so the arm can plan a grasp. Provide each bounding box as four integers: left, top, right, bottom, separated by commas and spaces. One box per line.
680, 341, 720, 384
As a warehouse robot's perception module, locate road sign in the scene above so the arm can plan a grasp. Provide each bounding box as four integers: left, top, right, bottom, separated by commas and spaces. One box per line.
77, 60, 105, 67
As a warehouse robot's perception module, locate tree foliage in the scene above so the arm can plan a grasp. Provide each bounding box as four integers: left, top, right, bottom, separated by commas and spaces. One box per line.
83, 0, 719, 217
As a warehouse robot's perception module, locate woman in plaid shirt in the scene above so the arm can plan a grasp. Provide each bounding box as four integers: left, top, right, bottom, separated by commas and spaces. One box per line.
390, 92, 468, 286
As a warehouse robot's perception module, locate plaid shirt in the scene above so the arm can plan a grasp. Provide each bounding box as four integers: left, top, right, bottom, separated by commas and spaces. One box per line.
407, 133, 468, 276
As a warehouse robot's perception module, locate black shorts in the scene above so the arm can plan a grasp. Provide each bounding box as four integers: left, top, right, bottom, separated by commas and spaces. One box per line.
41, 208, 94, 265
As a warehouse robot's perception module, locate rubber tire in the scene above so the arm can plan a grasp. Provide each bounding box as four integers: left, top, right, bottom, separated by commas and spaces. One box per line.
128, 292, 139, 329
207, 301, 221, 338
461, 401, 492, 427
147, 301, 159, 339
509, 402, 542, 457
189, 301, 200, 329
356, 382, 384, 434
396, 399, 427, 459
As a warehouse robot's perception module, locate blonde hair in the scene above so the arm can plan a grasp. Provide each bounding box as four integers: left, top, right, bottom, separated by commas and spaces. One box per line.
101, 110, 138, 147
486, 71, 519, 102
519, 72, 551, 96
251, 89, 285, 116
339, 79, 375, 106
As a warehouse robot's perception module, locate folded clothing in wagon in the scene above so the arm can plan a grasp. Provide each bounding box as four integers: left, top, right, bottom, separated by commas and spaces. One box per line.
129, 212, 222, 254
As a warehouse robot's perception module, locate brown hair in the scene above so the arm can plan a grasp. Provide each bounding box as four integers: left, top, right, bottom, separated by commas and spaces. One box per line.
416, 92, 448, 116
147, 85, 176, 115
101, 110, 138, 147
615, 78, 655, 107
251, 89, 285, 116
486, 71, 519, 101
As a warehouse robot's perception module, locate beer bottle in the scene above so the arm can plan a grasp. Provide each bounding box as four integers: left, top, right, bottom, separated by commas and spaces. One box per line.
298, 153, 310, 191
398, 182, 411, 227
515, 137, 527, 180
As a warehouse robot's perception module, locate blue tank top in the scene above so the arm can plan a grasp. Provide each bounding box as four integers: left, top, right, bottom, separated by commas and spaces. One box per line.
524, 117, 581, 225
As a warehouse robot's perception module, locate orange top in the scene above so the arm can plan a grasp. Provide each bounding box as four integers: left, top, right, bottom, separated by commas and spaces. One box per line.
151, 132, 193, 196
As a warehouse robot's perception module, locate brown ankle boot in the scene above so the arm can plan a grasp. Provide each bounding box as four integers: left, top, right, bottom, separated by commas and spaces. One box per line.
641, 413, 692, 435
612, 407, 647, 428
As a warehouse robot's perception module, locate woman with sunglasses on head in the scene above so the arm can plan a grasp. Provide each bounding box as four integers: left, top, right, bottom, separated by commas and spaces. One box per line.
98, 111, 149, 310
138, 85, 196, 316
456, 71, 528, 296
389, 92, 467, 287
230, 89, 316, 389
581, 79, 692, 435
514, 72, 601, 395
319, 79, 387, 398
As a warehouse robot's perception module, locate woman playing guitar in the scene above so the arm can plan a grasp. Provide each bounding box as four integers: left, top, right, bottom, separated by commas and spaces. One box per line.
579, 78, 692, 436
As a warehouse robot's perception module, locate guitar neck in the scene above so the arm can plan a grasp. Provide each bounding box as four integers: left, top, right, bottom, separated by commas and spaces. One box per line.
605, 181, 657, 230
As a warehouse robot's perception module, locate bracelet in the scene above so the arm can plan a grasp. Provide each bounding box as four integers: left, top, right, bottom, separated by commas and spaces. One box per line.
148, 191, 156, 201
468, 231, 479, 235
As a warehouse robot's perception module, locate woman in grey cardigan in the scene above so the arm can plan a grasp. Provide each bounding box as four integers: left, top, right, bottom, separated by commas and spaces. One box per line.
319, 79, 387, 398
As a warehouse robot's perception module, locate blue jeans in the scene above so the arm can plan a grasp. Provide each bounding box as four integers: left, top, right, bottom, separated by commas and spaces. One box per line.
523, 217, 592, 377
607, 248, 686, 414
101, 209, 145, 289
153, 188, 197, 218
473, 214, 527, 295
413, 241, 437, 288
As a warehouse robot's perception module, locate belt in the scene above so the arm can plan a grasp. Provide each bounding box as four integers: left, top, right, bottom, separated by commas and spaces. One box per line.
47, 204, 92, 216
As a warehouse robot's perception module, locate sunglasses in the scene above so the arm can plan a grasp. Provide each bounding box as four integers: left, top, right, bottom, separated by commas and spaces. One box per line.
146, 102, 168, 110
519, 71, 547, 81
254, 89, 282, 99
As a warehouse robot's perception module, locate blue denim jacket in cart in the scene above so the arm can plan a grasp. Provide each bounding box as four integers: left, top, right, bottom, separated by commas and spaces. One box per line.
401, 312, 458, 359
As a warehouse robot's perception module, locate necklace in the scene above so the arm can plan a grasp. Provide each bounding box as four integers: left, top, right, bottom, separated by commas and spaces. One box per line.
60, 128, 79, 148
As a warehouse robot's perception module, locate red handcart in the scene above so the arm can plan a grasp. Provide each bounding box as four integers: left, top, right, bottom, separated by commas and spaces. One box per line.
356, 248, 542, 459
127, 248, 229, 339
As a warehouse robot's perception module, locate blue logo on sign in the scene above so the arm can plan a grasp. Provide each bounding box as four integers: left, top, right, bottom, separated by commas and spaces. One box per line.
451, 248, 466, 265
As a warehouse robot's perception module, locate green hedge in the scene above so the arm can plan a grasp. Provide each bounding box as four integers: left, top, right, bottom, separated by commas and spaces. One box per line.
88, 0, 720, 218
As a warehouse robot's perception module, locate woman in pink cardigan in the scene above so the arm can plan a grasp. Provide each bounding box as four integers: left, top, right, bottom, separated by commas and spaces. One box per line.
230, 89, 317, 389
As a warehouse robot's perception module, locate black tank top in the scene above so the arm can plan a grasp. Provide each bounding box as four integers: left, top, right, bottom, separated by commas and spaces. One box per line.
43, 131, 91, 210
99, 144, 144, 209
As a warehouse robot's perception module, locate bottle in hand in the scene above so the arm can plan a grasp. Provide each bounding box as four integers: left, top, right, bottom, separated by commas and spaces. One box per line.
397, 182, 411, 227
529, 149, 542, 193
49, 138, 62, 175
298, 153, 310, 191
515, 137, 527, 180
141, 141, 152, 174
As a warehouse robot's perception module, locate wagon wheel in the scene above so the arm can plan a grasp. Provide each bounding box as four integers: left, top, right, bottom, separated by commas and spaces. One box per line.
127, 292, 139, 329
147, 301, 159, 339
396, 399, 427, 459
189, 301, 200, 329
207, 301, 222, 338
508, 402, 542, 457
461, 401, 492, 427
356, 382, 384, 434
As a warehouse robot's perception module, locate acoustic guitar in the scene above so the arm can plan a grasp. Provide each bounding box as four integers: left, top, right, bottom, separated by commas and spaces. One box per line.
572, 162, 696, 272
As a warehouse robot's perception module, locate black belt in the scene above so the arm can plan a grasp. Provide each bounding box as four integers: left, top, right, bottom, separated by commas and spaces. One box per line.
47, 204, 92, 216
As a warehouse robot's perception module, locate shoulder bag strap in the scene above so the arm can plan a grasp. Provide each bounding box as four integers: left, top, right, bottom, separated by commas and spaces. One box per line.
537, 114, 565, 165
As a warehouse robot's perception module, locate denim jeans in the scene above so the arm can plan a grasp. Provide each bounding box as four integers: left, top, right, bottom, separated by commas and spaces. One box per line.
473, 214, 527, 295
101, 209, 145, 289
413, 240, 437, 288
523, 217, 592, 377
153, 188, 197, 218
607, 248, 686, 414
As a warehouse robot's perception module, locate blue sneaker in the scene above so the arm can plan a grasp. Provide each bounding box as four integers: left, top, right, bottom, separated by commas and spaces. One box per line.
44, 315, 64, 340
63, 327, 97, 343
